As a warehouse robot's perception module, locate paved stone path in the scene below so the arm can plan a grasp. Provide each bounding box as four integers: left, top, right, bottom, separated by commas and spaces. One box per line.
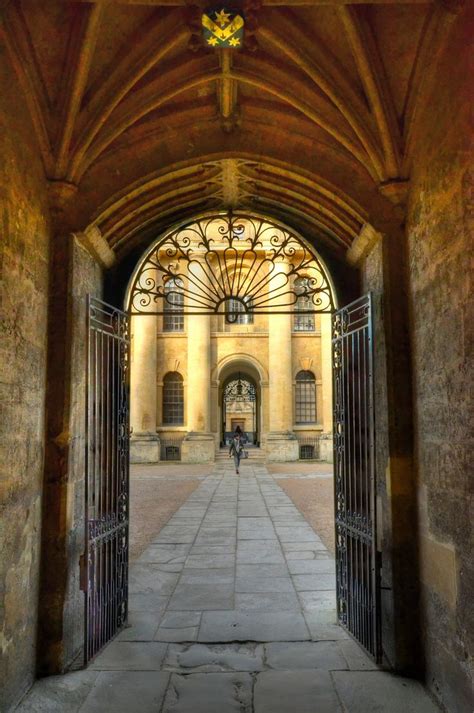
18, 461, 441, 712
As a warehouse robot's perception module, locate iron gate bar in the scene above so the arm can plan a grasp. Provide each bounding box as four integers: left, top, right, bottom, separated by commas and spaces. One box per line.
332, 293, 380, 661
84, 296, 130, 664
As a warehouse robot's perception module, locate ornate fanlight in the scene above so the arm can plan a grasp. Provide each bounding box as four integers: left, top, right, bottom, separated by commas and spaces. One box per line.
128, 212, 334, 316
224, 376, 256, 402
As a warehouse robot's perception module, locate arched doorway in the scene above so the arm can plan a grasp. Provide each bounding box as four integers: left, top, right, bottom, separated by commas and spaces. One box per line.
85, 211, 379, 671
221, 372, 259, 447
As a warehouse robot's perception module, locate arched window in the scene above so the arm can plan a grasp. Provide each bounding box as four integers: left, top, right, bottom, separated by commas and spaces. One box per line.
295, 370, 316, 423
226, 296, 254, 324
163, 277, 184, 331
163, 372, 184, 424
294, 277, 315, 332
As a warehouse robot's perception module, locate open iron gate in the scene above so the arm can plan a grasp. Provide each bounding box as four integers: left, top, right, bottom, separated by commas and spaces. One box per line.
83, 296, 130, 663
332, 293, 381, 661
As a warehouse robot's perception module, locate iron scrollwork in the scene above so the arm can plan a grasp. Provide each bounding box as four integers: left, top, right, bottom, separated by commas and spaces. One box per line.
224, 377, 256, 402
128, 213, 334, 316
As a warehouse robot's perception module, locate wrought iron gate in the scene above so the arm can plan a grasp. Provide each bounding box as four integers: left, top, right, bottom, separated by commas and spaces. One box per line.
83, 296, 130, 663
332, 293, 381, 660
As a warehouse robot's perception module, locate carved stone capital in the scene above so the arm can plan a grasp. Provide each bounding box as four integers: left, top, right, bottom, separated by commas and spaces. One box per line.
74, 225, 116, 269
379, 179, 410, 207
346, 223, 383, 266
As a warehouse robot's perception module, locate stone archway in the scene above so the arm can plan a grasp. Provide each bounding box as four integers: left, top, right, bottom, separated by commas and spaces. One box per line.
218, 359, 264, 448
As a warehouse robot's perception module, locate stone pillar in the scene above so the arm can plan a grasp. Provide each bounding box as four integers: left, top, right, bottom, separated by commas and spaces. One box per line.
181, 259, 214, 462
266, 258, 298, 461
320, 313, 334, 462
130, 308, 160, 463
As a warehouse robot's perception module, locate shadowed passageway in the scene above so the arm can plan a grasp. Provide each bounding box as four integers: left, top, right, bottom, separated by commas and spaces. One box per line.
18, 462, 440, 712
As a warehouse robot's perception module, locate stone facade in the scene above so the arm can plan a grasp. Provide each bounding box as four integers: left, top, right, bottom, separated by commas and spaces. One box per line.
129, 245, 333, 464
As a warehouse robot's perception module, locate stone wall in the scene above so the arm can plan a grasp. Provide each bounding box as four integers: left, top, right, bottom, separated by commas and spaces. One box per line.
360, 228, 420, 674
0, 50, 51, 711
405, 10, 473, 712
37, 235, 103, 677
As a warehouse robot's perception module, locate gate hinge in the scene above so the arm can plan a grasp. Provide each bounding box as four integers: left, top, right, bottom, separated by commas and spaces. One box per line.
79, 553, 87, 592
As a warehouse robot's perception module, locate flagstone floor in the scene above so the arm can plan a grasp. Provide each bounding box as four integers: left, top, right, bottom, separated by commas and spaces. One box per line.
18, 461, 441, 713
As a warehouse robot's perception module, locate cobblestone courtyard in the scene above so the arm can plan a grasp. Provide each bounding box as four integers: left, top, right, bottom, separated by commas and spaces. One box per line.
18, 460, 440, 712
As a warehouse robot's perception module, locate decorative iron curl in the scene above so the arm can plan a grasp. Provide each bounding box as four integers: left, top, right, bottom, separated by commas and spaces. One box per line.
128, 213, 335, 315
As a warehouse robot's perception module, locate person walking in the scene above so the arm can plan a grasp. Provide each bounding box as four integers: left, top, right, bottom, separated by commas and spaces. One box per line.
229, 433, 243, 474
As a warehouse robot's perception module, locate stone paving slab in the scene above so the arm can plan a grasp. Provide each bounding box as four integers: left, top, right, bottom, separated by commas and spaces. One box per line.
155, 626, 199, 642
168, 582, 234, 610
236, 542, 286, 564
79, 672, 170, 713
254, 671, 342, 713
198, 610, 311, 641
338, 639, 380, 670
116, 610, 162, 641
89, 642, 168, 671
137, 543, 191, 563
185, 553, 236, 568
128, 592, 169, 613
304, 610, 351, 641
236, 563, 290, 577
164, 643, 265, 672
287, 558, 335, 574
179, 567, 234, 584
16, 672, 99, 713
332, 671, 443, 712
235, 591, 301, 611
160, 611, 202, 628
235, 575, 296, 593
264, 641, 348, 670
128, 565, 180, 594
298, 589, 336, 611
282, 540, 328, 552
190, 544, 235, 555
162, 672, 253, 713
293, 573, 336, 590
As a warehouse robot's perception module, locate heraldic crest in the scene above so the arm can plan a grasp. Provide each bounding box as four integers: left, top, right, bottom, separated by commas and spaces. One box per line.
202, 7, 245, 48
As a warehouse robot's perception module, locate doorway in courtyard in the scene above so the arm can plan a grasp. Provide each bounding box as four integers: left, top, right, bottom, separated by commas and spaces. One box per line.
221, 371, 259, 447
84, 212, 380, 676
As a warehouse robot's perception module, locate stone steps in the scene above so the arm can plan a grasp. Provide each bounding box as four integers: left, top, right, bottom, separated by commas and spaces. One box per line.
215, 449, 266, 462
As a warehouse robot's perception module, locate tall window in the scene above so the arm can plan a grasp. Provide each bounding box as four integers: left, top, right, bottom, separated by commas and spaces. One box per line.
295, 370, 316, 423
163, 277, 184, 331
163, 372, 184, 424
294, 277, 315, 332
226, 297, 254, 325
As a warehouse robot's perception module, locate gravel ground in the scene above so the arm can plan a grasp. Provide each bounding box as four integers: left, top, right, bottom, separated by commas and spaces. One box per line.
267, 462, 335, 555
129, 464, 210, 561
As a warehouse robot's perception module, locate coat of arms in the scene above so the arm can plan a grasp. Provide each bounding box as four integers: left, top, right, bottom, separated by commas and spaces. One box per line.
202, 7, 244, 48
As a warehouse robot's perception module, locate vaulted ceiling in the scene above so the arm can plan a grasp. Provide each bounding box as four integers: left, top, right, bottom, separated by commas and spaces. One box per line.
0, 0, 459, 262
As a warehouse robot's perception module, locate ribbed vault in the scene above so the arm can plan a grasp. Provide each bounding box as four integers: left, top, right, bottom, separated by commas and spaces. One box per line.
0, 0, 461, 265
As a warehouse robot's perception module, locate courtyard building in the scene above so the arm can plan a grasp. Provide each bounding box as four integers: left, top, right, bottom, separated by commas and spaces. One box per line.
129, 218, 334, 464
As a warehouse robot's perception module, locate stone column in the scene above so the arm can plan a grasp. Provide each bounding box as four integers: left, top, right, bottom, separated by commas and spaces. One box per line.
181, 259, 214, 462
320, 313, 334, 462
266, 258, 298, 461
130, 298, 160, 462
